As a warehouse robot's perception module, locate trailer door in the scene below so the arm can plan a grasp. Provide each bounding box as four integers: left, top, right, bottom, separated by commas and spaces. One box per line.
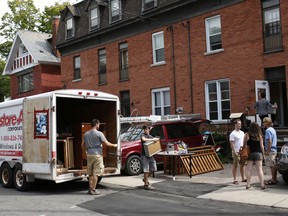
22, 97, 51, 174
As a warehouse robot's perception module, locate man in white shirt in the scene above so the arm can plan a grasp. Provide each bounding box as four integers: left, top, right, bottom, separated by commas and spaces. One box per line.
229, 119, 246, 184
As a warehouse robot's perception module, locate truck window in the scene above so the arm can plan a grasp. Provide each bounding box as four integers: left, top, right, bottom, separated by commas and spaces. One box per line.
150, 125, 164, 139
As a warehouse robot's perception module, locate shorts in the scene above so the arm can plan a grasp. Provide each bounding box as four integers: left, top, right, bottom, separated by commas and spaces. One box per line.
141, 155, 157, 173
87, 154, 104, 176
265, 152, 277, 167
248, 152, 263, 161
232, 152, 246, 166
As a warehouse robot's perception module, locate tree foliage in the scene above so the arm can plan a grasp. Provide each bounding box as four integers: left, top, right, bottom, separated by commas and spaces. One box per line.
0, 59, 10, 102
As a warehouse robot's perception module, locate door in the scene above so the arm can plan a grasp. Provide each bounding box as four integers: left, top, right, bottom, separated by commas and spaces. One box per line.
255, 80, 270, 125
22, 97, 51, 174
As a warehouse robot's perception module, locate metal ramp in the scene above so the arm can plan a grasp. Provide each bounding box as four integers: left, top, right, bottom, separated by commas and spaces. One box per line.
180, 145, 224, 176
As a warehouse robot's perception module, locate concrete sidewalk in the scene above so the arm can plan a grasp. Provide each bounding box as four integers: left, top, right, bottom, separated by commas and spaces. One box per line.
101, 164, 288, 209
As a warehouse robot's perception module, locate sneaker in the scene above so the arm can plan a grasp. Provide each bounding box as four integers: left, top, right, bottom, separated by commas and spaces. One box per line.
143, 185, 154, 190
89, 189, 101, 195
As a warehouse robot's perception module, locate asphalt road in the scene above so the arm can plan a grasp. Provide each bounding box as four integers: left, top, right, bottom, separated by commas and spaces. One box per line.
0, 178, 287, 216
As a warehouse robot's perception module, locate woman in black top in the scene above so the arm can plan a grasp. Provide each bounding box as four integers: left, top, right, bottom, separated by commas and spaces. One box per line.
243, 122, 266, 190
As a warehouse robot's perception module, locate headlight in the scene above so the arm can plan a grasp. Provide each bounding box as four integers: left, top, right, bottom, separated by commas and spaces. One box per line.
280, 143, 288, 155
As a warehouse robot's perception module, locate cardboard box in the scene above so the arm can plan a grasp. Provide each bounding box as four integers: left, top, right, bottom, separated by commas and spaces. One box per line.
144, 140, 161, 157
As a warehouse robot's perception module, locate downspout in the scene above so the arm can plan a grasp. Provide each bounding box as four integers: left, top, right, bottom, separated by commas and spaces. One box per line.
187, 20, 194, 113
170, 25, 177, 114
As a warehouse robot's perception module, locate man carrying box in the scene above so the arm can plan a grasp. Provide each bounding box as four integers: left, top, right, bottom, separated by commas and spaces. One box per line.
141, 125, 159, 190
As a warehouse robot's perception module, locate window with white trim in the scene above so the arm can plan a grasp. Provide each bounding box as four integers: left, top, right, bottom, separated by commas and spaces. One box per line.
110, 0, 121, 23
17, 72, 33, 93
205, 15, 222, 52
73, 56, 81, 80
142, 0, 157, 11
205, 79, 230, 121
152, 87, 170, 115
152, 31, 165, 64
98, 49, 107, 84
66, 17, 75, 39
90, 7, 99, 30
119, 42, 128, 80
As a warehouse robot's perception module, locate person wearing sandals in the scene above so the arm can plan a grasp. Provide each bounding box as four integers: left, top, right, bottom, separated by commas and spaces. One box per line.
244, 122, 266, 190
229, 119, 246, 184
140, 125, 159, 190
263, 117, 278, 185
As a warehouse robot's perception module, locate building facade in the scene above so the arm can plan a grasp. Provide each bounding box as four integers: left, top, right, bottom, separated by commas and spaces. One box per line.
56, 0, 287, 126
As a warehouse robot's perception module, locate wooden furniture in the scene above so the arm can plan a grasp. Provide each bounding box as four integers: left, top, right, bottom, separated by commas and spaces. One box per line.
57, 137, 74, 169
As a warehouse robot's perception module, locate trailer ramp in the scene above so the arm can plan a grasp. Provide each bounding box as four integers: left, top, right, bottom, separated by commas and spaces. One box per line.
180, 145, 224, 176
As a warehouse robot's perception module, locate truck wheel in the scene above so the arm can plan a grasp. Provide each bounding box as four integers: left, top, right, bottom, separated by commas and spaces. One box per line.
0, 163, 14, 188
282, 172, 288, 185
14, 164, 30, 191
125, 155, 142, 176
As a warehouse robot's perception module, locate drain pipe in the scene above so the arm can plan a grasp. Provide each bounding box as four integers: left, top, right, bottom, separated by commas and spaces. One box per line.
169, 25, 177, 114
187, 20, 194, 113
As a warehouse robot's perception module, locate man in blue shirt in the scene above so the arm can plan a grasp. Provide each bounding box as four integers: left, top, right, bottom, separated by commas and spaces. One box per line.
263, 117, 278, 185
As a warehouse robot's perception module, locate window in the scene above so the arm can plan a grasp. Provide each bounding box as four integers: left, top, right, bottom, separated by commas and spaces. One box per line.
90, 7, 99, 30
152, 87, 170, 115
17, 72, 33, 93
205, 79, 230, 121
152, 31, 165, 64
98, 49, 107, 84
262, 0, 282, 51
66, 17, 75, 39
205, 15, 222, 52
142, 0, 157, 11
19, 44, 28, 56
73, 56, 81, 80
120, 91, 130, 117
119, 42, 128, 80
110, 0, 121, 23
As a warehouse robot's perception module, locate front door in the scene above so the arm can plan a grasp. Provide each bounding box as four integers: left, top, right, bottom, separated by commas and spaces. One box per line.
255, 80, 270, 125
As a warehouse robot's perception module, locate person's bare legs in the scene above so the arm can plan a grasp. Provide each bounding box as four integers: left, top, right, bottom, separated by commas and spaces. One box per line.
245, 161, 253, 188
255, 160, 265, 188
143, 172, 149, 185
89, 175, 98, 191
271, 166, 278, 183
240, 163, 246, 181
232, 163, 237, 182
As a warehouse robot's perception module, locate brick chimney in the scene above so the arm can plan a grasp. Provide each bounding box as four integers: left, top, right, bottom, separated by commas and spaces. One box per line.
52, 16, 60, 57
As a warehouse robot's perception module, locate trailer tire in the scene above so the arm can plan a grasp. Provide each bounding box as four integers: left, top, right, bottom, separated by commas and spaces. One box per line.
125, 155, 142, 176
14, 164, 30, 191
282, 172, 288, 185
0, 163, 14, 188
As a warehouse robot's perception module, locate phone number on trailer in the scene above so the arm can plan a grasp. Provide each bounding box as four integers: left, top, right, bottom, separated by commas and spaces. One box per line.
0, 135, 22, 141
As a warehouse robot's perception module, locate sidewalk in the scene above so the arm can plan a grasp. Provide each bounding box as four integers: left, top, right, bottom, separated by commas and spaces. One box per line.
101, 164, 288, 209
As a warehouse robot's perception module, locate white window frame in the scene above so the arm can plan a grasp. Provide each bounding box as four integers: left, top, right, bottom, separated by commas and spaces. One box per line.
152, 31, 165, 65
73, 56, 81, 80
142, 0, 158, 11
66, 17, 75, 39
205, 79, 230, 122
90, 7, 100, 30
152, 87, 170, 115
110, 0, 121, 23
205, 15, 223, 53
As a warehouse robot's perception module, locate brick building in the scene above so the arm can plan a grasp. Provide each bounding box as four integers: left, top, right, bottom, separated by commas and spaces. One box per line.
56, 0, 287, 127
3, 18, 61, 99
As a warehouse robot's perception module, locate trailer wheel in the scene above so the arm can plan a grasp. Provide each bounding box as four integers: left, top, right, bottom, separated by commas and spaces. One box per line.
282, 172, 288, 185
0, 163, 14, 188
125, 155, 142, 176
14, 164, 30, 191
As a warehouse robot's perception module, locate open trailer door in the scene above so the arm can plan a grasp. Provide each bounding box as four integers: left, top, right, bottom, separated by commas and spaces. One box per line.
22, 96, 52, 174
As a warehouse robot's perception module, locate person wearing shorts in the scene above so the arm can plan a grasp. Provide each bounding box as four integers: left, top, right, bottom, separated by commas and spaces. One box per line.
141, 125, 158, 190
82, 119, 117, 195
263, 117, 278, 185
229, 119, 246, 184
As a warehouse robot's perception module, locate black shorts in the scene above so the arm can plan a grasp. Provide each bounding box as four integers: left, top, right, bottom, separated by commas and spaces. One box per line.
248, 152, 263, 161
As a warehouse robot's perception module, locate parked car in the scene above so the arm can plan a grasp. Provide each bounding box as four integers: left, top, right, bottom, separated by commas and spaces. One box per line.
276, 143, 288, 184
120, 119, 205, 175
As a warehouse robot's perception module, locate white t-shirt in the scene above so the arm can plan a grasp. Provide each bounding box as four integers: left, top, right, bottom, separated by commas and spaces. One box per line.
229, 130, 244, 152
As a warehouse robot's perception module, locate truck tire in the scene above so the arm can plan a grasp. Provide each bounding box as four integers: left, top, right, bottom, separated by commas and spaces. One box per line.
282, 172, 288, 185
125, 155, 142, 176
14, 164, 30, 191
0, 163, 14, 188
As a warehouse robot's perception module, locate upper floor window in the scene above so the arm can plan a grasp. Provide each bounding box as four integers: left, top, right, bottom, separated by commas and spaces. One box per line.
90, 7, 99, 30
18, 72, 33, 93
262, 0, 282, 52
120, 90, 130, 117
205, 15, 222, 53
73, 56, 81, 80
205, 79, 230, 121
66, 17, 75, 39
152, 87, 170, 115
98, 49, 107, 84
119, 42, 128, 80
110, 0, 121, 23
142, 0, 158, 11
19, 44, 28, 56
152, 31, 165, 65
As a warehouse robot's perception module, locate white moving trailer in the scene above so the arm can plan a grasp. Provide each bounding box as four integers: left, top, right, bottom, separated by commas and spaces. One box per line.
0, 89, 121, 191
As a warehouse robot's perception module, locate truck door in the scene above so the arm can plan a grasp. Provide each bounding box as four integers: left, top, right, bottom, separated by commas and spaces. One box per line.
255, 80, 270, 125
22, 97, 51, 174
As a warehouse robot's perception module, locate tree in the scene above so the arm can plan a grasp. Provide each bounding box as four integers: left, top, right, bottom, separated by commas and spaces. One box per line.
38, 1, 70, 34
0, 59, 10, 102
